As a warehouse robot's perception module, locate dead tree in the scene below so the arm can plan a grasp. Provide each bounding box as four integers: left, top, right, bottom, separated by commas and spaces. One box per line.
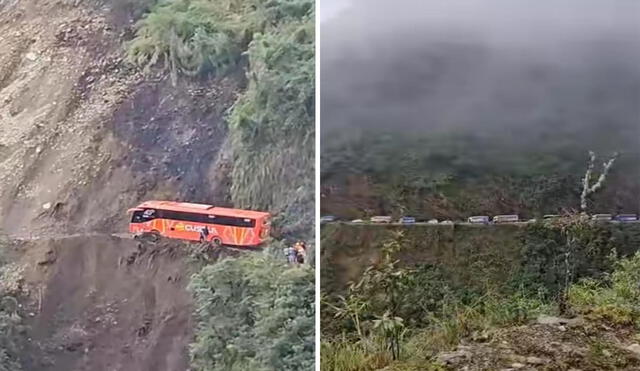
580, 151, 618, 212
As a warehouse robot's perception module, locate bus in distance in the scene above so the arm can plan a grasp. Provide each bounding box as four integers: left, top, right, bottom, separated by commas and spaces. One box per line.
615, 214, 637, 222
127, 201, 271, 248
492, 214, 519, 224
591, 214, 612, 222
371, 216, 392, 223
468, 216, 489, 224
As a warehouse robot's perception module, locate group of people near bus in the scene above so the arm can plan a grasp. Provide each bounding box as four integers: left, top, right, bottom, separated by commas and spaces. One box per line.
284, 241, 307, 264
198, 225, 306, 264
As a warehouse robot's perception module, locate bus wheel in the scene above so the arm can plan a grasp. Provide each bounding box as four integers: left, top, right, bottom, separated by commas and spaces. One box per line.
148, 231, 161, 242
210, 237, 222, 248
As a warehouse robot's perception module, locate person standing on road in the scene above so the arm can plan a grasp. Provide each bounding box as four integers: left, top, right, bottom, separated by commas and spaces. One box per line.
295, 241, 307, 264
199, 227, 209, 243
288, 243, 299, 264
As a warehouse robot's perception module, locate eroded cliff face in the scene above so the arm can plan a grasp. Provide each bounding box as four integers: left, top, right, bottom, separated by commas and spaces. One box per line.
0, 0, 240, 237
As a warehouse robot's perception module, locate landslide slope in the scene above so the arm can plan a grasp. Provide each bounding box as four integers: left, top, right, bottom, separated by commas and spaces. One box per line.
15, 236, 195, 371
0, 0, 238, 236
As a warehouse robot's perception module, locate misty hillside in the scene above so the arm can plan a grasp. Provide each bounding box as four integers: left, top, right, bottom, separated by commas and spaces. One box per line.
320, 0, 640, 219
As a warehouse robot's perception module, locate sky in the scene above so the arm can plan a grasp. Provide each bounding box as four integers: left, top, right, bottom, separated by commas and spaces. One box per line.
320, 0, 640, 149
319, 0, 352, 22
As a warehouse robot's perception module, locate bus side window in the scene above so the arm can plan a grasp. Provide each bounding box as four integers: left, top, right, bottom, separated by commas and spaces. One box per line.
141, 209, 156, 221
131, 211, 144, 223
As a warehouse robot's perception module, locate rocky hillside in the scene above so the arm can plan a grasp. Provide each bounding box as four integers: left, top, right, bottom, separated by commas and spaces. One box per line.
0, 0, 238, 236
434, 315, 640, 371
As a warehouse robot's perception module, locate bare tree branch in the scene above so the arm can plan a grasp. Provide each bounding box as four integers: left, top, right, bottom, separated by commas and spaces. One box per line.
580, 151, 618, 212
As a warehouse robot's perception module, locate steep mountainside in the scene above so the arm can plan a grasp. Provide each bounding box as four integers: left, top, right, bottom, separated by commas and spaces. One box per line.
0, 0, 238, 236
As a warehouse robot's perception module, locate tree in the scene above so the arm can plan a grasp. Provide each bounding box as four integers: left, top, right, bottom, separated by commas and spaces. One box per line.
580, 151, 618, 212
326, 231, 412, 359
551, 213, 592, 313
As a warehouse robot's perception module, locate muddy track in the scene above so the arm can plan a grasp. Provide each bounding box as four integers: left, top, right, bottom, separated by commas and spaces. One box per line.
9, 232, 256, 256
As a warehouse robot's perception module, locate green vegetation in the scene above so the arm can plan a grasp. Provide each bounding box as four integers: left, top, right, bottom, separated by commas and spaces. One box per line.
228, 13, 314, 239
127, 0, 313, 82
321, 222, 640, 370
569, 251, 640, 326
189, 254, 314, 371
320, 222, 640, 300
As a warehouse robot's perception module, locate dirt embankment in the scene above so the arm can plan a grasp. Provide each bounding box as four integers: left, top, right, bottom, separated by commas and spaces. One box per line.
12, 235, 195, 371
0, 0, 239, 236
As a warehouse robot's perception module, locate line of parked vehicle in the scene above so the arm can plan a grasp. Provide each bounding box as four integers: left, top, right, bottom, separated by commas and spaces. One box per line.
320, 213, 640, 225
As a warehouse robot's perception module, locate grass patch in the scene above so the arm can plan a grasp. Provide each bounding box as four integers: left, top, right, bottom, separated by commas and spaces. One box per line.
127, 0, 313, 82
321, 340, 391, 371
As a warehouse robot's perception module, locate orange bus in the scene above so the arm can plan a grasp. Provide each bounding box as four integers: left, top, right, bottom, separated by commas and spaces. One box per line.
127, 201, 271, 248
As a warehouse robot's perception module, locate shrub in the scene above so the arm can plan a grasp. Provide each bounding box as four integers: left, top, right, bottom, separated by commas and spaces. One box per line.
188, 254, 314, 371
569, 251, 640, 326
228, 13, 314, 240
127, 0, 313, 83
